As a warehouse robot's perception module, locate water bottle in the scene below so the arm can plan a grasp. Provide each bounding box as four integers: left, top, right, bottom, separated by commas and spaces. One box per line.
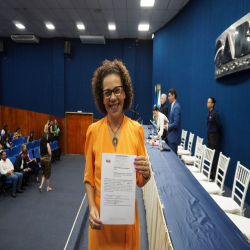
159, 137, 163, 149
141, 119, 143, 125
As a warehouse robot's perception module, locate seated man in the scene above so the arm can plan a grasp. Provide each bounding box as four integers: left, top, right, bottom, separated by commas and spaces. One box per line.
0, 151, 23, 198
13, 127, 22, 139
14, 150, 33, 188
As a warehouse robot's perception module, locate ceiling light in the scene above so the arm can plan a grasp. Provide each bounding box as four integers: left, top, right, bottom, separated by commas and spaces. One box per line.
77, 24, 85, 30
138, 24, 149, 31
140, 0, 155, 7
15, 23, 25, 29
46, 24, 55, 30
108, 24, 116, 30
152, 33, 154, 39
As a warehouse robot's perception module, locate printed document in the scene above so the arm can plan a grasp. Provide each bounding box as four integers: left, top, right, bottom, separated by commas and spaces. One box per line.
100, 153, 136, 224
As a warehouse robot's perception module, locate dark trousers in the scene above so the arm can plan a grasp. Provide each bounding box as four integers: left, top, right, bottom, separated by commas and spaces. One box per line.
169, 142, 177, 155
207, 132, 220, 180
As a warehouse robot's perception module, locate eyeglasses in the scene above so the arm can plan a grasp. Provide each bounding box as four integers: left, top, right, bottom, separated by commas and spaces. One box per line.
103, 86, 123, 99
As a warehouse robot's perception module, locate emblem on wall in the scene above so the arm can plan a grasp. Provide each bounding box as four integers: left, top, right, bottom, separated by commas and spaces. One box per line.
215, 13, 250, 79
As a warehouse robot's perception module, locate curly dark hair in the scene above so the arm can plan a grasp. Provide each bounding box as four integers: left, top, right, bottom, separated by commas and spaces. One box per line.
92, 59, 133, 114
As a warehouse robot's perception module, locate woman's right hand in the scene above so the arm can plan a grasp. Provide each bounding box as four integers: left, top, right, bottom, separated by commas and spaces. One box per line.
89, 207, 102, 230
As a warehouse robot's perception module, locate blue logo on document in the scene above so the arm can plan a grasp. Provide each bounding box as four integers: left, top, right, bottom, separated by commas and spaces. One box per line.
106, 159, 111, 163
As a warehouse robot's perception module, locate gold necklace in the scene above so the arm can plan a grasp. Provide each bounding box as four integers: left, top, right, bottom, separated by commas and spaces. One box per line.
107, 115, 124, 146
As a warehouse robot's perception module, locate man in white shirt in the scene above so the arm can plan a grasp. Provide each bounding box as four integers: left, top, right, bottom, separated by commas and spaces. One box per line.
0, 151, 23, 198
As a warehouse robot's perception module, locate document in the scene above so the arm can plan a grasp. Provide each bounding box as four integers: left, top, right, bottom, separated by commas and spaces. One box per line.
100, 153, 136, 225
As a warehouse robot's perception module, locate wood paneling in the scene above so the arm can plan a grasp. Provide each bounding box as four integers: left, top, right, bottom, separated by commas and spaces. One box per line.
0, 106, 66, 154
66, 113, 93, 155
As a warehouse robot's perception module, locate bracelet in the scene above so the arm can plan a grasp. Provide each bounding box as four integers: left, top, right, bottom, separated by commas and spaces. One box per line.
142, 170, 151, 182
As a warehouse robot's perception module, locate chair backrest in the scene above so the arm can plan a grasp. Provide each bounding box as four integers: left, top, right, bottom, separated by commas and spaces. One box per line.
26, 142, 33, 151
194, 136, 203, 154
23, 135, 28, 143
28, 149, 34, 160
3, 148, 10, 158
53, 141, 58, 149
193, 143, 204, 171
34, 147, 41, 158
187, 133, 195, 153
49, 142, 54, 151
200, 146, 215, 179
10, 133, 14, 140
10, 146, 19, 157
9, 156, 16, 166
214, 153, 231, 192
33, 140, 39, 149
1, 134, 4, 143
12, 137, 24, 146
232, 162, 250, 215
16, 144, 22, 154
180, 130, 187, 148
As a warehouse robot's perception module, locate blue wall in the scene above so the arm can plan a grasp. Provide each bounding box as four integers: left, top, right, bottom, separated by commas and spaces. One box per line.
0, 38, 152, 122
153, 0, 250, 204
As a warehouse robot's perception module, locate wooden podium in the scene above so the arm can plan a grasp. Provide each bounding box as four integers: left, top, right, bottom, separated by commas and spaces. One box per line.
130, 109, 139, 120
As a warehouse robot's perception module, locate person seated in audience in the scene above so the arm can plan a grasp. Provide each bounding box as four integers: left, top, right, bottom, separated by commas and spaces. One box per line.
13, 127, 22, 139
0, 143, 3, 153
3, 135, 13, 149
0, 151, 23, 198
44, 119, 50, 134
5, 128, 12, 142
1, 124, 8, 135
14, 150, 34, 188
27, 131, 34, 142
19, 144, 40, 182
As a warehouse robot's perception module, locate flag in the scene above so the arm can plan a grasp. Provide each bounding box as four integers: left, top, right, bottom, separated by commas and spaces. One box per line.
154, 85, 156, 105
157, 84, 161, 108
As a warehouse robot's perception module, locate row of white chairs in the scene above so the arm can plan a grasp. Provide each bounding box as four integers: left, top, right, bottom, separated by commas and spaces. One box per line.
178, 129, 250, 238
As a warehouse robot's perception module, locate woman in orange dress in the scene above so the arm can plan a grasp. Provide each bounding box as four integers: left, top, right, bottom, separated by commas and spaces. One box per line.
84, 60, 151, 250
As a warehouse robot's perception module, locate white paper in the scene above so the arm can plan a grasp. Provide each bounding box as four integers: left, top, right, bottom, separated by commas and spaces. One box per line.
100, 153, 136, 225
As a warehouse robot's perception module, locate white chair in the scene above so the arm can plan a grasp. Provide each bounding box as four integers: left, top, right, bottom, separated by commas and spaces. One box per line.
178, 130, 187, 150
177, 132, 194, 157
226, 213, 250, 239
192, 146, 215, 181
199, 152, 230, 195
185, 143, 204, 173
182, 136, 203, 165
211, 162, 250, 216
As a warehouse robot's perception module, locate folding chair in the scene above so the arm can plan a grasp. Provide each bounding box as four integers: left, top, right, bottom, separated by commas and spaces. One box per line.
178, 132, 194, 157
192, 146, 215, 181
33, 140, 39, 149
23, 135, 28, 143
199, 153, 230, 195
211, 162, 250, 216
182, 136, 203, 165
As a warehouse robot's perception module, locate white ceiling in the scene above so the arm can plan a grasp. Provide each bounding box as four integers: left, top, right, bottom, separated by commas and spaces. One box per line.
0, 0, 190, 40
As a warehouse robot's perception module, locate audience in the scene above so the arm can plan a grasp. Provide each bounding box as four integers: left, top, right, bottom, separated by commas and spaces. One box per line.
0, 151, 23, 198
14, 150, 33, 188
19, 144, 40, 182
0, 143, 3, 153
13, 127, 22, 139
3, 135, 13, 149
1, 125, 8, 135
27, 131, 34, 143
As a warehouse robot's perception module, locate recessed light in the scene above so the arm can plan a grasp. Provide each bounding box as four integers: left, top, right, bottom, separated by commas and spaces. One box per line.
77, 24, 85, 30
152, 33, 154, 39
108, 24, 116, 30
46, 24, 55, 30
138, 24, 149, 31
15, 23, 25, 29
140, 0, 155, 7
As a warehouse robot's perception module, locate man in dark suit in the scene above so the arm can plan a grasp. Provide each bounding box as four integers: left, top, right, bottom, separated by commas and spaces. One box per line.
14, 150, 33, 188
160, 93, 168, 144
164, 88, 181, 154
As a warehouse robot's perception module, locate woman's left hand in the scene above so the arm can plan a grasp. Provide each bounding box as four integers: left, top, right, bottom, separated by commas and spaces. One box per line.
134, 156, 150, 179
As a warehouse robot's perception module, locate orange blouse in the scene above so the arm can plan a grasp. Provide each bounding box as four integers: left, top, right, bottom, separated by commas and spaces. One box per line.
84, 116, 146, 250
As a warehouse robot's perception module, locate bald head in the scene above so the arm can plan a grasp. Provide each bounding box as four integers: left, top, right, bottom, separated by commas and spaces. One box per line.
161, 94, 167, 104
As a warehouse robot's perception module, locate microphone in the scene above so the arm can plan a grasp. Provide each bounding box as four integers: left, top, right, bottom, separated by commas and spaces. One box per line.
137, 117, 141, 122
135, 104, 139, 110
